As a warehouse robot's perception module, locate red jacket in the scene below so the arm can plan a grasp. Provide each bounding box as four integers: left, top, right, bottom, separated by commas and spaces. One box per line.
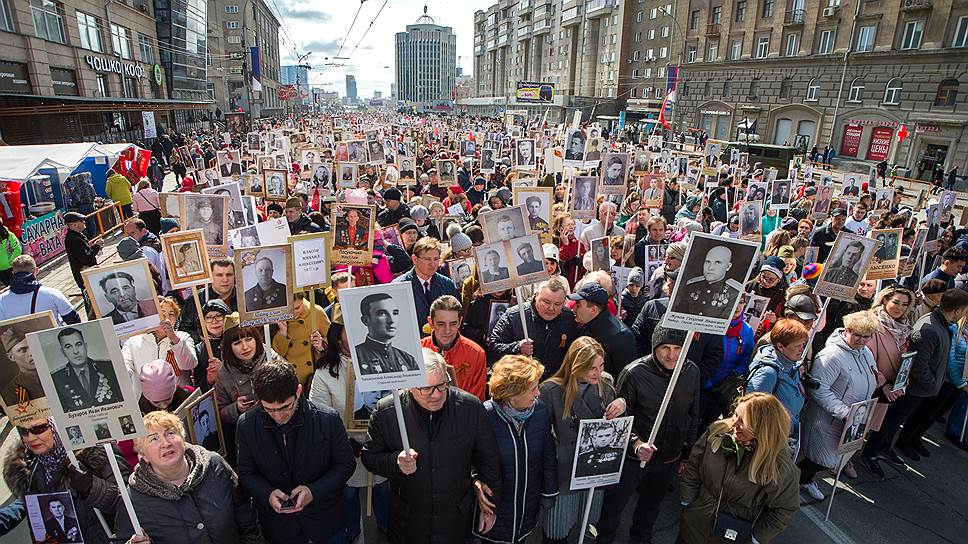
421, 334, 487, 400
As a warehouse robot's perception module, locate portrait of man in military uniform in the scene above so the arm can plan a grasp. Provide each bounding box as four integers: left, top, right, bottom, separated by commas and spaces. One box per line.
334, 207, 371, 250
0, 324, 47, 408
524, 195, 549, 232
671, 243, 745, 320
182, 194, 226, 247
873, 230, 900, 262
824, 239, 867, 287
354, 293, 419, 376
574, 421, 626, 478
49, 327, 123, 412
243, 255, 289, 312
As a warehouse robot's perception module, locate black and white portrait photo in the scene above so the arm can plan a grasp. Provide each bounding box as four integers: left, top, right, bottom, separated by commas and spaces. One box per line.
511, 236, 547, 278
564, 129, 587, 164
397, 156, 416, 183
665, 233, 759, 335
246, 132, 262, 153
180, 193, 228, 254
448, 257, 475, 287
746, 182, 768, 203
480, 148, 496, 173
866, 228, 902, 280
82, 260, 161, 339
488, 301, 510, 333
476, 243, 512, 285
189, 390, 223, 454
0, 312, 56, 424
770, 179, 792, 209
480, 205, 529, 243
264, 169, 288, 201
570, 416, 633, 490
584, 136, 604, 163
202, 182, 246, 230
437, 159, 457, 186
738, 200, 762, 241
25, 491, 83, 544
839, 399, 877, 452
515, 139, 537, 170
600, 153, 629, 188
217, 149, 242, 178
236, 245, 294, 326
570, 176, 598, 219
366, 139, 386, 164
816, 232, 879, 301
308, 163, 332, 189
892, 352, 916, 393
842, 175, 861, 197
812, 186, 833, 219
704, 143, 720, 169
347, 140, 367, 163
339, 283, 426, 391
589, 236, 611, 272
633, 150, 650, 174
338, 162, 359, 189
461, 139, 476, 158
65, 425, 84, 446
44, 323, 123, 412
514, 187, 552, 234
119, 414, 137, 435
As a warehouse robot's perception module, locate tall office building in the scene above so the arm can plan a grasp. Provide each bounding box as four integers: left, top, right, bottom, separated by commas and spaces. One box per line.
395, 7, 457, 112
281, 64, 309, 106
346, 74, 358, 104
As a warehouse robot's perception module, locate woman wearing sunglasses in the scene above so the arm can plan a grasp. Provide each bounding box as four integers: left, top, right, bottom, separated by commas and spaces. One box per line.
3, 418, 129, 543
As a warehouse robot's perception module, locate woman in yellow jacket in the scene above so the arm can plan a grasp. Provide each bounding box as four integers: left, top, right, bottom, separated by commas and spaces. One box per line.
104, 168, 134, 220
272, 292, 331, 386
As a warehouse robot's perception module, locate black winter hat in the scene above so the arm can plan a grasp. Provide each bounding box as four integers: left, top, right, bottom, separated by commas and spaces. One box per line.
652, 326, 687, 350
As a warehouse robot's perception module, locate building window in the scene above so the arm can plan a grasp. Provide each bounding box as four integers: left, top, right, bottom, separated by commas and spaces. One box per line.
111, 24, 131, 59
707, 41, 719, 61
901, 20, 923, 50
96, 73, 108, 97
650, 7, 657, 19
660, 46, 668, 58
883, 78, 902, 104
0, 0, 13, 32
633, 50, 640, 61
648, 28, 655, 40
77, 12, 102, 52
687, 46, 697, 62
711, 6, 722, 24
122, 77, 139, 98
857, 25, 875, 52
953, 16, 968, 48
729, 39, 742, 60
818, 30, 834, 54
780, 77, 792, 98
848, 78, 864, 102
935, 78, 959, 106
226, 21, 240, 30
635, 31, 642, 42
723, 79, 732, 97
704, 80, 712, 96
755, 36, 769, 58
225, 5, 239, 13
636, 11, 643, 22
736, 0, 746, 22
138, 34, 153, 64
661, 26, 669, 38
762, 0, 775, 18
749, 77, 760, 98
690, 10, 700, 29
647, 48, 654, 58
630, 87, 637, 98
227, 35, 241, 44
785, 33, 799, 56
644, 67, 652, 77
30, 0, 66, 43
806, 78, 820, 101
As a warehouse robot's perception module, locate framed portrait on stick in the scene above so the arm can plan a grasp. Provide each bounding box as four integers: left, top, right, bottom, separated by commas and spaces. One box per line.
184, 388, 226, 457
838, 398, 877, 453
26, 318, 145, 450
25, 491, 85, 544
513, 186, 553, 242
0, 311, 56, 425
339, 283, 426, 391
569, 416, 634, 490
866, 228, 902, 280
664, 232, 760, 335
815, 231, 880, 302
479, 205, 529, 243
82, 259, 162, 340
892, 351, 917, 393
180, 193, 228, 257
329, 204, 376, 266
161, 229, 212, 290
570, 176, 598, 221
235, 244, 295, 327
289, 232, 330, 289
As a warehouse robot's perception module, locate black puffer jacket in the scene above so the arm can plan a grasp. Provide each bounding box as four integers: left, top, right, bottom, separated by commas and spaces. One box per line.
631, 297, 725, 383
362, 387, 502, 544
580, 309, 637, 377
488, 301, 580, 378
4, 443, 128, 544
236, 397, 355, 543
617, 354, 701, 465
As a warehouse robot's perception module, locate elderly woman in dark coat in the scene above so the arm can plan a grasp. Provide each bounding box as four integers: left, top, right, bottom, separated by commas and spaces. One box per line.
473, 355, 558, 543
117, 411, 263, 544
3, 417, 128, 544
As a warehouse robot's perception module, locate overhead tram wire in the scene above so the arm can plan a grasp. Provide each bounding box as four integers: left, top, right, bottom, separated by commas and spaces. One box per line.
346, 0, 388, 59
335, 0, 367, 59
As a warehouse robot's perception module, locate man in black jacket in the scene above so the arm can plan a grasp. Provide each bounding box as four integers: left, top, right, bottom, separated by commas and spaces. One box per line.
631, 271, 725, 383
568, 282, 637, 377
284, 197, 322, 234
64, 212, 102, 314
237, 360, 355, 544
487, 277, 579, 377
362, 350, 502, 543
809, 208, 847, 262
377, 188, 411, 227
596, 326, 701, 544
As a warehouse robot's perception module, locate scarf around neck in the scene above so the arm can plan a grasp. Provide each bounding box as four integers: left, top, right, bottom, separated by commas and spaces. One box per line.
498, 400, 535, 429
36, 418, 67, 485
129, 444, 216, 501
874, 307, 911, 349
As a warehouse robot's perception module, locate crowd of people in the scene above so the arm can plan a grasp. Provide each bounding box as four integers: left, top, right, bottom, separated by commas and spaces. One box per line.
2, 111, 967, 544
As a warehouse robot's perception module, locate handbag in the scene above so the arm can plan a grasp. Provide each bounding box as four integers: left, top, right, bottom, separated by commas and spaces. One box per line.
712, 457, 760, 542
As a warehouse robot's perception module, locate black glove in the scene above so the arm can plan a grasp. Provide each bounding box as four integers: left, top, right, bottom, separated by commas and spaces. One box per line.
67, 464, 94, 498
541, 496, 557, 511
349, 437, 364, 458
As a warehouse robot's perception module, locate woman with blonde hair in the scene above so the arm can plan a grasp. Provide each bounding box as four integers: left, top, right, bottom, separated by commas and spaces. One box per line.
473, 355, 557, 543
678, 393, 800, 544
798, 310, 881, 500
763, 230, 791, 257
539, 338, 625, 544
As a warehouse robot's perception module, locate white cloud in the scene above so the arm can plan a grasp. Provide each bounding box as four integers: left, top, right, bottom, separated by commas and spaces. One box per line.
271, 0, 490, 99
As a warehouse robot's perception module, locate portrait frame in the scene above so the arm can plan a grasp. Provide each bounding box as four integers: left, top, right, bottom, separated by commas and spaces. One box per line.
769, 179, 792, 210
815, 231, 881, 301
436, 159, 457, 187
738, 200, 763, 242
569, 176, 599, 221
448, 257, 476, 288
25, 490, 84, 544
263, 168, 289, 202
640, 173, 665, 209
179, 193, 229, 257
513, 139, 537, 171
396, 155, 417, 185
892, 351, 917, 393
0, 311, 56, 425
81, 259, 162, 340
289, 232, 330, 289
479, 204, 530, 243
513, 186, 553, 243
866, 228, 903, 280
838, 398, 877, 453
329, 204, 376, 266
337, 162, 359, 189
160, 229, 212, 290
235, 244, 296, 327
569, 416, 634, 490
563, 128, 587, 167
599, 152, 630, 195
184, 388, 226, 457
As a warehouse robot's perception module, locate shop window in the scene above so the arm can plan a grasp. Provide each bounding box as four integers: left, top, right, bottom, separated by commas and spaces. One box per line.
883, 78, 902, 105
934, 78, 958, 107
847, 78, 864, 102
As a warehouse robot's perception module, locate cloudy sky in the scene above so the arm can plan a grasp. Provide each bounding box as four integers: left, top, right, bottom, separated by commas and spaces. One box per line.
273, 0, 491, 99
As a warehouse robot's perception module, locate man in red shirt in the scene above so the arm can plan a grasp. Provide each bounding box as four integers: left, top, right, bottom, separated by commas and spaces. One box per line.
420, 295, 487, 400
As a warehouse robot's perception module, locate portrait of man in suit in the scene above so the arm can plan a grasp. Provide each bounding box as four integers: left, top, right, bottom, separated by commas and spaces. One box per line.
98, 272, 158, 326
514, 241, 545, 276
354, 293, 418, 375
42, 497, 81, 543
243, 256, 288, 311
842, 402, 870, 444
51, 327, 123, 412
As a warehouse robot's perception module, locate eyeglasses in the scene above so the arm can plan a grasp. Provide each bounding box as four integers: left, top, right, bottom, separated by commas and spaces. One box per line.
17, 422, 51, 437
261, 398, 297, 414
415, 379, 451, 395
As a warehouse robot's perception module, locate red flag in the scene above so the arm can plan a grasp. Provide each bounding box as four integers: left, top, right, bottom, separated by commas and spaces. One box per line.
658, 90, 673, 130
897, 124, 909, 143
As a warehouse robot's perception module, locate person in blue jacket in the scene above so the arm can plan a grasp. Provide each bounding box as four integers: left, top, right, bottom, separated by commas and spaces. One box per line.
701, 292, 756, 429
745, 319, 809, 440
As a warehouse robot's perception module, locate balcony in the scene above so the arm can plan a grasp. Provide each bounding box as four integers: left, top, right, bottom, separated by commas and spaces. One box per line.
519, 0, 532, 9
533, 18, 552, 34
586, 0, 616, 18
475, 44, 483, 55
518, 25, 531, 37
562, 6, 582, 25
497, 33, 509, 46
784, 9, 804, 25
901, 0, 932, 10
706, 23, 721, 36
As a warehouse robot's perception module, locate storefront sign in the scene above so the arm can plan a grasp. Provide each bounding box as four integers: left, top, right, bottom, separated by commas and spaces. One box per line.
848, 119, 899, 128
50, 67, 78, 96
701, 110, 731, 116
866, 126, 894, 161
841, 124, 863, 157
0, 60, 31, 94
515, 81, 555, 103
84, 55, 144, 80
21, 211, 66, 266
152, 64, 163, 86
915, 124, 941, 133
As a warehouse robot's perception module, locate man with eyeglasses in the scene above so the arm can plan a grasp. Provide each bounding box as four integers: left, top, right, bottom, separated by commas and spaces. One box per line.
362, 349, 502, 543
391, 237, 459, 328
237, 359, 355, 544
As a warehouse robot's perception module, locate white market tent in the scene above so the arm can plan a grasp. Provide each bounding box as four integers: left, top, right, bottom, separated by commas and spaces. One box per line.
0, 142, 135, 181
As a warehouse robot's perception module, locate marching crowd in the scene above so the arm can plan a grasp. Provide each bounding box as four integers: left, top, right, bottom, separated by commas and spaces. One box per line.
1, 111, 967, 544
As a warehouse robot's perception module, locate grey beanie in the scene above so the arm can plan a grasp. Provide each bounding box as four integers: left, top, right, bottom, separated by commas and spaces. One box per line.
449, 232, 473, 253
116, 237, 144, 261
627, 267, 645, 287
410, 205, 429, 221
